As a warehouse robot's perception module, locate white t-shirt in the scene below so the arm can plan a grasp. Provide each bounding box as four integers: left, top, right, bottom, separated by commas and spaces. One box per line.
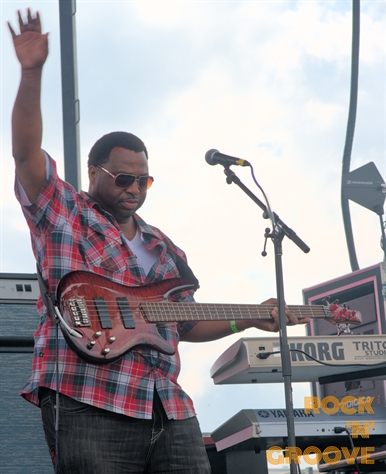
125, 229, 159, 275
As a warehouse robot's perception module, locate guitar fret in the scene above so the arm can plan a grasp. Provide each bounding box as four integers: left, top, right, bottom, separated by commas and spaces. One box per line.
142, 303, 282, 322
77, 301, 336, 321
140, 302, 347, 323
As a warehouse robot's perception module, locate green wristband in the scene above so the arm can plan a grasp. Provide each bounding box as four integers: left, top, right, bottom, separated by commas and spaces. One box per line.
230, 320, 239, 333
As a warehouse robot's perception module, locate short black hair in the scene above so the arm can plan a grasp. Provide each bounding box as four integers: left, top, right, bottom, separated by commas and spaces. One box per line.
88, 131, 148, 167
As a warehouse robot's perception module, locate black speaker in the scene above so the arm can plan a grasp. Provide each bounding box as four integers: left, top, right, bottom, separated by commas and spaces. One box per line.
0, 273, 53, 473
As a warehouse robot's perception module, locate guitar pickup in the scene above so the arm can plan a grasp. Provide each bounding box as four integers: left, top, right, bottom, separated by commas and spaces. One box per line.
117, 297, 136, 329
94, 297, 113, 329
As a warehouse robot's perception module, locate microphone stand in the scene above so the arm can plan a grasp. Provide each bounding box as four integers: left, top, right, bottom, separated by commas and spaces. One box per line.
222, 166, 310, 474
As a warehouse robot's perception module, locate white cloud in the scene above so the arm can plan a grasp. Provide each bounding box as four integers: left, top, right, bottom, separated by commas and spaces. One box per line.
303, 99, 345, 130
132, 1, 195, 28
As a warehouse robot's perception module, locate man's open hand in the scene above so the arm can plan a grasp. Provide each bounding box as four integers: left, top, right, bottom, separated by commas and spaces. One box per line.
8, 9, 48, 70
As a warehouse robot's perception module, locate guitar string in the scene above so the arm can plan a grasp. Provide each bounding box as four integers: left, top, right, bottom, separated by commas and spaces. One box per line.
63, 301, 359, 324
65, 300, 331, 314
60, 279, 358, 321
65, 302, 328, 316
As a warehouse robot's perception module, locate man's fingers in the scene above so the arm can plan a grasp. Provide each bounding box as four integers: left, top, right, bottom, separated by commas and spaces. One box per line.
17, 10, 23, 28
286, 313, 299, 325
8, 22, 16, 39
13, 9, 40, 34
263, 300, 311, 327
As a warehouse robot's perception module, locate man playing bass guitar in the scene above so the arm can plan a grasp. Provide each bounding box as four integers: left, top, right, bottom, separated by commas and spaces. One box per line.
8, 9, 309, 474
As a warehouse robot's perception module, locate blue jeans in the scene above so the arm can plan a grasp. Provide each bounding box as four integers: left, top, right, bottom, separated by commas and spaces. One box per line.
39, 388, 211, 474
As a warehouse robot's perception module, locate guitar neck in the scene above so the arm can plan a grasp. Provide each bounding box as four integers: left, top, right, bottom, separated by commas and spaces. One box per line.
140, 302, 325, 323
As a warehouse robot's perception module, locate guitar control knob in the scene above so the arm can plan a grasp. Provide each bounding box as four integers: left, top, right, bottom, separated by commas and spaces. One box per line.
101, 348, 111, 355
87, 340, 96, 350
94, 331, 102, 338
108, 336, 116, 343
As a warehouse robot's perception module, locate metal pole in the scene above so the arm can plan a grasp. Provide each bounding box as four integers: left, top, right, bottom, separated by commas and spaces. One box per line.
59, 0, 81, 190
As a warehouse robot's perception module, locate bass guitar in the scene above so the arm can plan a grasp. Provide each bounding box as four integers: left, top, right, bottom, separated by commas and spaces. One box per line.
54, 271, 362, 364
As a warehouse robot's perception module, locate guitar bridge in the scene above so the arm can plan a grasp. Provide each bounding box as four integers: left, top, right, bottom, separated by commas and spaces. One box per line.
68, 298, 91, 327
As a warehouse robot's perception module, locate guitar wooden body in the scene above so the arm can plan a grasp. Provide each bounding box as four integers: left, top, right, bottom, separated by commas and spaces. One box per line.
56, 271, 362, 365
57, 271, 194, 364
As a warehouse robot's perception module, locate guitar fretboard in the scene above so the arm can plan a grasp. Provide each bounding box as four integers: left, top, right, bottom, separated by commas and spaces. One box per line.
139, 302, 328, 322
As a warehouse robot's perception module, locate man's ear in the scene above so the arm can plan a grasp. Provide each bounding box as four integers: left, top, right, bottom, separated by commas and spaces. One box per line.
88, 165, 97, 185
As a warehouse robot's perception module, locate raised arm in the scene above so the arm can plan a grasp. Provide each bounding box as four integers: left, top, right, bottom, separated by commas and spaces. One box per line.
9, 9, 49, 203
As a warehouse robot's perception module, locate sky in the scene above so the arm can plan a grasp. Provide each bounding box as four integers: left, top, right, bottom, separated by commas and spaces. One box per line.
1, 0, 385, 451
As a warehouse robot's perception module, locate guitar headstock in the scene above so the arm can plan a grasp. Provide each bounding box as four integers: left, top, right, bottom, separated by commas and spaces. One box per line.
324, 302, 362, 325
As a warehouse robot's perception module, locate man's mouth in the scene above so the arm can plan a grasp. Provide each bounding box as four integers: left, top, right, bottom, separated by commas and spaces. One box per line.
120, 198, 139, 209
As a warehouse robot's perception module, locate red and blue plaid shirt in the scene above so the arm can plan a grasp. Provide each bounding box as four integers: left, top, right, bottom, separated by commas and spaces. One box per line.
15, 154, 197, 420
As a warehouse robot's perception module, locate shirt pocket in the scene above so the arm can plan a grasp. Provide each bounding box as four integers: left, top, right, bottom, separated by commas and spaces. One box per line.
81, 218, 127, 273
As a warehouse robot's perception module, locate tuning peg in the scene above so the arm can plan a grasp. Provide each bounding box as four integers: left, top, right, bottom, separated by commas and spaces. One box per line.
322, 296, 330, 305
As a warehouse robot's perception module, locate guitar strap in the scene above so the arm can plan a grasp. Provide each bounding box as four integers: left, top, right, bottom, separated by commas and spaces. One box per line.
167, 249, 200, 290
36, 264, 60, 474
36, 264, 57, 321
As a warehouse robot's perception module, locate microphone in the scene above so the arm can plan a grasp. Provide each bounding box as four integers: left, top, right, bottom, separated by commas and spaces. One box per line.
205, 149, 251, 167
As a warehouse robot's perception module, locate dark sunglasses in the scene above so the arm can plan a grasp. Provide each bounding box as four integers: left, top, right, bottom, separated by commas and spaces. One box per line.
97, 165, 154, 190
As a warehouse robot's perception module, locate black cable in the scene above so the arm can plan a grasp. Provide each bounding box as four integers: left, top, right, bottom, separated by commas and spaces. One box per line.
55, 322, 60, 474
333, 426, 361, 474
380, 215, 386, 254
257, 349, 386, 369
341, 0, 361, 272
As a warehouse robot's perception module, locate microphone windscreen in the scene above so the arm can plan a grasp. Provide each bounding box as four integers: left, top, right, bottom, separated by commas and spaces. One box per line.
205, 149, 219, 165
